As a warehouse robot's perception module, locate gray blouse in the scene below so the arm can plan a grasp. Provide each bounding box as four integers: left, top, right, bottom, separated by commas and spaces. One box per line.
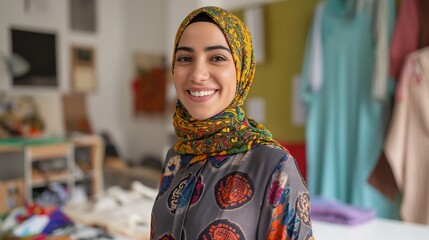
151, 144, 313, 239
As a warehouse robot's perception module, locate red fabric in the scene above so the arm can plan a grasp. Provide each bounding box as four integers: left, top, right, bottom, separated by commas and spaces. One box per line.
419, 0, 429, 48
389, 0, 420, 79
278, 141, 307, 180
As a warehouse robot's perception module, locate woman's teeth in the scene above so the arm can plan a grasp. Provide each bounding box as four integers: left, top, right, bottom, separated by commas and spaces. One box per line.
189, 90, 215, 97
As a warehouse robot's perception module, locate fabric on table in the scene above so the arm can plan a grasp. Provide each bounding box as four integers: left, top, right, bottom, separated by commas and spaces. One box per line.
311, 196, 375, 225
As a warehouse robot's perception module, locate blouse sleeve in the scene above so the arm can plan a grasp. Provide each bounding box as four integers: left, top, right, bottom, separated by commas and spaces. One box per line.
257, 153, 314, 240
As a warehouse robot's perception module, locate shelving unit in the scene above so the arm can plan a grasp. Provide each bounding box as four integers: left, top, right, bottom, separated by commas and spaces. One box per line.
71, 134, 104, 197
0, 135, 103, 206
26, 142, 74, 201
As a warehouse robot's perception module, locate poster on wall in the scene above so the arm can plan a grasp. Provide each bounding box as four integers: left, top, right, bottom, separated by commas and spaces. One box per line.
131, 53, 166, 116
70, 45, 97, 93
11, 28, 58, 87
69, 0, 97, 33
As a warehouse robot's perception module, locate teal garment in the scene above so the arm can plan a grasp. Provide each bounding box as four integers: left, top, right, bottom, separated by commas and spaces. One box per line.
301, 0, 400, 219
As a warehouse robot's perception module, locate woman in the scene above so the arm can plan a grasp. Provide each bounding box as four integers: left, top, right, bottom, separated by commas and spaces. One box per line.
151, 6, 313, 240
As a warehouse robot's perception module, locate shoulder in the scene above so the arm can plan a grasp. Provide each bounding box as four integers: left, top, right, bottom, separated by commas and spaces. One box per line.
238, 144, 304, 182
164, 147, 176, 161
253, 145, 308, 190
249, 144, 297, 171
250, 144, 289, 161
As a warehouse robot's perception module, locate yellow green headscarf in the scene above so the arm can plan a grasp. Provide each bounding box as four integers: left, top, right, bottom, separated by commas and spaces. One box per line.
172, 6, 282, 163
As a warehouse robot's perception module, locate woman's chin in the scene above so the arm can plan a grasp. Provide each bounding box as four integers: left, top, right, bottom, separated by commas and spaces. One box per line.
188, 109, 219, 121
190, 113, 212, 121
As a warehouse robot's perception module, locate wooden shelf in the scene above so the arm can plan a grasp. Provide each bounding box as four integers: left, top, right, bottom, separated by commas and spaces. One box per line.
0, 145, 22, 153
28, 143, 70, 160
31, 171, 70, 187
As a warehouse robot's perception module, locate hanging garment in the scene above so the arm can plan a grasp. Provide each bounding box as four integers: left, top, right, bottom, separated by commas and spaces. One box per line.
369, 0, 429, 203
384, 47, 429, 224
418, 0, 429, 48
389, 0, 420, 81
372, 0, 395, 101
301, 0, 399, 219
308, 1, 325, 93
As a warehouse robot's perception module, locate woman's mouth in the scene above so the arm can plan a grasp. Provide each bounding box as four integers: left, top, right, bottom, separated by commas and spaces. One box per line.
186, 89, 218, 102
188, 90, 216, 97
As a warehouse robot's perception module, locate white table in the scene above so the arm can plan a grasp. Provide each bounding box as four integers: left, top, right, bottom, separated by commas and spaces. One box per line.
312, 218, 429, 240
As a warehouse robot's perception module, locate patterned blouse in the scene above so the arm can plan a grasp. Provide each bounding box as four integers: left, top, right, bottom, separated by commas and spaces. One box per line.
151, 145, 314, 239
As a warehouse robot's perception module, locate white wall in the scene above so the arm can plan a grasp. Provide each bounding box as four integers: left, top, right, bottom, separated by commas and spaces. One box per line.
122, 0, 170, 163
0, 0, 68, 137
0, 0, 126, 154
87, 0, 126, 156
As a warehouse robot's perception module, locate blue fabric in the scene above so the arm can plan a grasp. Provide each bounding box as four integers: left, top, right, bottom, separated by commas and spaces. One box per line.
42, 209, 72, 234
301, 0, 400, 219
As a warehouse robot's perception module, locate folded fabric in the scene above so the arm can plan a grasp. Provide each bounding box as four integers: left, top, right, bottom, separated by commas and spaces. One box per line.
42, 209, 72, 234
12, 215, 49, 237
311, 196, 376, 225
0, 208, 26, 232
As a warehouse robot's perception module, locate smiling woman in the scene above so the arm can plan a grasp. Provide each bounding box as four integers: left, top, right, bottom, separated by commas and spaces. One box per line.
173, 21, 237, 121
150, 6, 313, 240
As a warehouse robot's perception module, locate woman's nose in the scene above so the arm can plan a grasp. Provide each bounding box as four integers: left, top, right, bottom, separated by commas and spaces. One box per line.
190, 59, 209, 83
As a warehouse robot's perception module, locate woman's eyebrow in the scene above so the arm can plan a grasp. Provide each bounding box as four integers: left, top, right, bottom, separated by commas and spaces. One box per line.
205, 45, 231, 52
175, 45, 231, 53
176, 46, 193, 53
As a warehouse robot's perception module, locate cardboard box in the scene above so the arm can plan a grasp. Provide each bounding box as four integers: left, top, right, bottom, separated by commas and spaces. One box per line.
0, 179, 25, 214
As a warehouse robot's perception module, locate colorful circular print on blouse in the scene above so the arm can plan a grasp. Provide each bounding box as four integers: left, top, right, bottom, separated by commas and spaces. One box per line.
198, 219, 246, 240
168, 174, 192, 214
164, 155, 181, 176
296, 192, 312, 227
214, 171, 254, 209
190, 176, 204, 205
158, 155, 182, 196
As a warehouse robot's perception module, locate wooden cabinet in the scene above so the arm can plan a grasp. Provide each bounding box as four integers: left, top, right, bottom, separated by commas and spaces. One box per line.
0, 135, 103, 205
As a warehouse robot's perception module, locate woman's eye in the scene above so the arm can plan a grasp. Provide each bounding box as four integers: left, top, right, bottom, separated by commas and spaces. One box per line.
211, 55, 227, 62
177, 56, 192, 62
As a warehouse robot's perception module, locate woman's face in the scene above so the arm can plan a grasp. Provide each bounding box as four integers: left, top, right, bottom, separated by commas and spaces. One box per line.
173, 22, 237, 120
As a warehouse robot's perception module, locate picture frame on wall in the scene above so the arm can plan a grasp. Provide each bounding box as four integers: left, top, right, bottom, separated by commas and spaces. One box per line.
11, 28, 58, 87
70, 45, 97, 93
69, 0, 97, 33
131, 53, 167, 116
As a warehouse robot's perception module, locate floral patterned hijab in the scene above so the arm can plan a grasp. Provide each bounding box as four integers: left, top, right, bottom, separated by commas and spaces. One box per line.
172, 6, 282, 162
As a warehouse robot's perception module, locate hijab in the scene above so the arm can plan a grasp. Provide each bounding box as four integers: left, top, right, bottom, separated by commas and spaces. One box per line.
172, 6, 282, 163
